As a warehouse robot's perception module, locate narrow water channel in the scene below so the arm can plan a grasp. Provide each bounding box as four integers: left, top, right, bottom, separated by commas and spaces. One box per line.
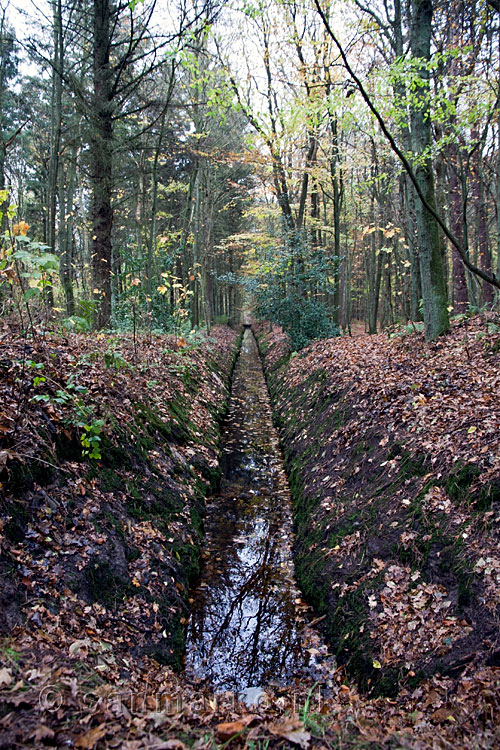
185, 328, 323, 698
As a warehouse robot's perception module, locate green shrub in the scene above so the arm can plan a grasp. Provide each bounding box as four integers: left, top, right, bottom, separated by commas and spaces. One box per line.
260, 293, 339, 350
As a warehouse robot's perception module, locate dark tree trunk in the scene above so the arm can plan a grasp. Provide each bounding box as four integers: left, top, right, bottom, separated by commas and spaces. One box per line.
448, 143, 469, 312
366, 191, 383, 334
91, 0, 114, 329
329, 115, 342, 325
471, 144, 494, 304
58, 160, 75, 315
410, 0, 449, 340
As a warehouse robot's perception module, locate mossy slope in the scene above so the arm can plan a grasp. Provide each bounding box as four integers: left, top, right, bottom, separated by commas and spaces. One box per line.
256, 320, 500, 697
0, 326, 240, 668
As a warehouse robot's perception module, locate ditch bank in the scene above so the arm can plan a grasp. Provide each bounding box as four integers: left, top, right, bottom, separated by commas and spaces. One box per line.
256, 318, 500, 698
0, 325, 239, 672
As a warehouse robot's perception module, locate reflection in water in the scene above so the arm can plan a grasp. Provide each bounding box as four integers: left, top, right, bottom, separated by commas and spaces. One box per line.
185, 329, 316, 693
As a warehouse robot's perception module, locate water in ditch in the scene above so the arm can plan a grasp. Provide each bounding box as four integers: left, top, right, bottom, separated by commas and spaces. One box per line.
184, 328, 327, 699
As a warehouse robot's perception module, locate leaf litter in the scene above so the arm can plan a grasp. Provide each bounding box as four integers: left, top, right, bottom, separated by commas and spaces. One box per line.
0, 315, 499, 749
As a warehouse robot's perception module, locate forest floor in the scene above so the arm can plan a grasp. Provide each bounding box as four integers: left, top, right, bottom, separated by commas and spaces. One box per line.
257, 312, 500, 748
0, 314, 499, 749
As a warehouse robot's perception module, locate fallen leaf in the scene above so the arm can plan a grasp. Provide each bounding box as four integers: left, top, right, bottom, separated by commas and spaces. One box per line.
216, 714, 257, 742
0, 668, 13, 687
431, 708, 456, 723
75, 724, 107, 749
268, 717, 311, 749
69, 639, 92, 657
34, 725, 55, 742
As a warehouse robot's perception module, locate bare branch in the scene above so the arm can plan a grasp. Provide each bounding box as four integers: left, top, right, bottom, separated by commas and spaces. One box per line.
313, 0, 500, 291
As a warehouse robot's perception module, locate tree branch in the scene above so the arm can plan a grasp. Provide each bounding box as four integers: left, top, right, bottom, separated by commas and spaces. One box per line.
313, 0, 500, 291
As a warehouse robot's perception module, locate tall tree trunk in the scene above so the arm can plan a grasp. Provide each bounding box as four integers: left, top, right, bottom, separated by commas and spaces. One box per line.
497, 118, 500, 281
91, 0, 113, 329
448, 142, 468, 312
366, 191, 383, 334
201, 163, 214, 328
392, 0, 422, 321
329, 115, 342, 325
410, 0, 449, 340
471, 139, 494, 304
135, 147, 145, 274
58, 160, 75, 315
61, 137, 79, 314
77, 146, 90, 296
147, 97, 172, 301
0, 9, 9, 228
497, 32, 500, 284
45, 0, 64, 308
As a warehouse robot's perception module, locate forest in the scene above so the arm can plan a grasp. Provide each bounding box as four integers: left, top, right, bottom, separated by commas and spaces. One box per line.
0, 0, 498, 342
0, 1, 499, 749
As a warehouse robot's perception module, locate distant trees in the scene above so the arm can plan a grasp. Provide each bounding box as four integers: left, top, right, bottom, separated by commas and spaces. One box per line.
0, 3, 18, 192
0, 0, 498, 344
210, 0, 498, 343
0, 0, 251, 331
310, 0, 499, 339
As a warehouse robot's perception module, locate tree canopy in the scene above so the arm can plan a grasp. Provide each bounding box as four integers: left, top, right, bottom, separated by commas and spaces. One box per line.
0, 0, 498, 344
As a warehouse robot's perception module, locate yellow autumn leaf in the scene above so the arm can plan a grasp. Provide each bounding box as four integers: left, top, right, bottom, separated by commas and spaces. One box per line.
13, 220, 30, 236
372, 660, 382, 669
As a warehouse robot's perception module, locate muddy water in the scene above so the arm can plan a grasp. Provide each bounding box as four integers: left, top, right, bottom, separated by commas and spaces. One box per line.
185, 329, 322, 696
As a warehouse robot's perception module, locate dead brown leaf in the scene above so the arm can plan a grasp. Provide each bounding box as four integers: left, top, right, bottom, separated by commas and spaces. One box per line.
268, 716, 311, 749
0, 668, 13, 688
75, 724, 107, 749
216, 714, 258, 742
34, 724, 55, 742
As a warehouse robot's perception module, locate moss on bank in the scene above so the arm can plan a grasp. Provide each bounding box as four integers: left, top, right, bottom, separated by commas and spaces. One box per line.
256, 323, 499, 698
0, 326, 241, 670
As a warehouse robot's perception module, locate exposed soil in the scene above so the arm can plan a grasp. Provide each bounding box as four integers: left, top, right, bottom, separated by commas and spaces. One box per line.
255, 315, 500, 744
0, 325, 240, 745
0, 316, 499, 750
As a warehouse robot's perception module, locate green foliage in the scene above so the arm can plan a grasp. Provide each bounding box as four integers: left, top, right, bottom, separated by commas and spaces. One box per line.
80, 418, 105, 460
111, 278, 190, 336
166, 357, 192, 387
252, 228, 340, 349
261, 292, 339, 350
75, 299, 99, 327
61, 315, 92, 333
27, 362, 103, 461
104, 349, 130, 371
0, 641, 21, 663
10, 239, 58, 301
0, 195, 62, 330
388, 322, 425, 339
0, 227, 58, 302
